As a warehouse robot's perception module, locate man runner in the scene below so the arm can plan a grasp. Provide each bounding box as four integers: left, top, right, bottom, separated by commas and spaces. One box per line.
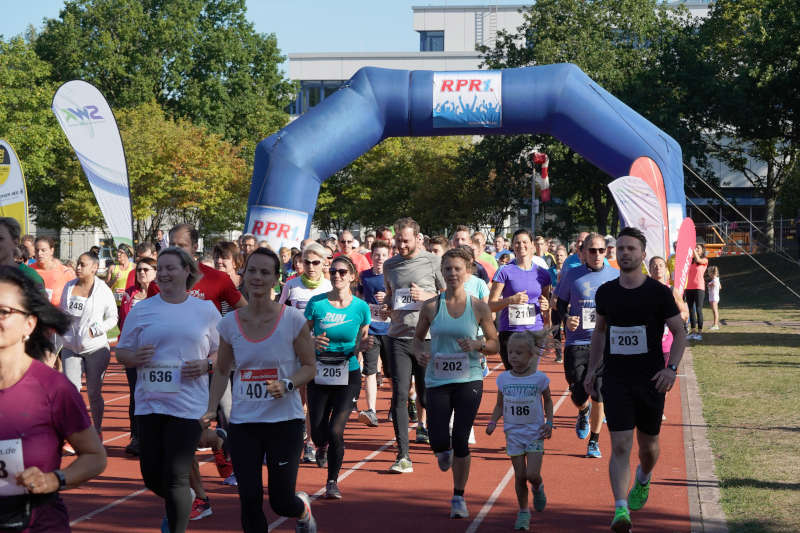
584, 227, 686, 532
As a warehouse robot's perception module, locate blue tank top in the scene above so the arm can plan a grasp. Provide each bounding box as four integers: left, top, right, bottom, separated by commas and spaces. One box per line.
426, 293, 483, 388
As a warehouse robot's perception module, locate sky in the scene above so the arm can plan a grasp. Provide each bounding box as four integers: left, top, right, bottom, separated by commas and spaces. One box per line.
0, 0, 527, 55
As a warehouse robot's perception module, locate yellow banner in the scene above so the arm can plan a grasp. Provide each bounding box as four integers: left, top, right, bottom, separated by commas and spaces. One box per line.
0, 140, 29, 234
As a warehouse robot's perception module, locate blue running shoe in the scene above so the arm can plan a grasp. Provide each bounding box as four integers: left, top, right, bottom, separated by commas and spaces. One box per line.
576, 404, 591, 440
586, 440, 602, 458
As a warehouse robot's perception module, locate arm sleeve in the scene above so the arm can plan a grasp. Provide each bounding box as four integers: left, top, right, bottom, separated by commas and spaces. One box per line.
99, 288, 119, 333
221, 276, 242, 307
303, 297, 316, 322
595, 284, 608, 317
538, 267, 551, 287
216, 314, 232, 344
206, 302, 221, 354
492, 265, 508, 285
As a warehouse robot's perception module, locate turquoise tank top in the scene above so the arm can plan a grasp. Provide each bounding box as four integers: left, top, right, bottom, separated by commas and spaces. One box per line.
426, 293, 483, 388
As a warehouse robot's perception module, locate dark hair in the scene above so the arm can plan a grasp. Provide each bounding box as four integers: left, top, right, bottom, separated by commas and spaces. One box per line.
243, 247, 281, 277
135, 241, 157, 256
34, 235, 56, 249
393, 217, 420, 236
0, 266, 70, 361
0, 217, 21, 242
442, 246, 474, 274
169, 223, 199, 246
117, 244, 132, 258
694, 243, 707, 260
158, 246, 200, 289
617, 227, 647, 252
21, 234, 34, 245
331, 255, 359, 288
512, 228, 533, 242
371, 239, 391, 253
213, 241, 243, 270
429, 235, 449, 250
78, 252, 99, 267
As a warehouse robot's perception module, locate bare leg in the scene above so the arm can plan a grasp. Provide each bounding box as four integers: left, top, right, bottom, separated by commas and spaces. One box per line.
711, 302, 719, 327
608, 430, 634, 501
365, 373, 377, 411
526, 451, 544, 489
511, 455, 529, 509
636, 430, 660, 478
590, 400, 604, 434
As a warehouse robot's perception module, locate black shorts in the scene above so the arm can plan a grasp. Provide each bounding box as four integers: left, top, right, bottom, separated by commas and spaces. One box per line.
564, 345, 602, 404
601, 375, 665, 435
362, 335, 390, 376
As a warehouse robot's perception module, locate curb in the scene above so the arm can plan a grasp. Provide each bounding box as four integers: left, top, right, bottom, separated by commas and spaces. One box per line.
680, 346, 728, 533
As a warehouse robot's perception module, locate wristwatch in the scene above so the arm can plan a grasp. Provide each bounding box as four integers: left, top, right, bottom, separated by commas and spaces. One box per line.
280, 378, 295, 392
53, 469, 67, 491
667, 364, 678, 372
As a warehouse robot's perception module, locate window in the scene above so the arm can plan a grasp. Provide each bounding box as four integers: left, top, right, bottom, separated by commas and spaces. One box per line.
419, 31, 444, 52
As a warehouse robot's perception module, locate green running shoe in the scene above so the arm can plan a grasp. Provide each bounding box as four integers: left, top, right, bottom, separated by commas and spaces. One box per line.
514, 510, 531, 530
533, 486, 547, 512
628, 477, 651, 511
610, 506, 631, 533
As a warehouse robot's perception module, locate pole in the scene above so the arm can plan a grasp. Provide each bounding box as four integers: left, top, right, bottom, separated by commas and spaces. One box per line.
531, 173, 536, 232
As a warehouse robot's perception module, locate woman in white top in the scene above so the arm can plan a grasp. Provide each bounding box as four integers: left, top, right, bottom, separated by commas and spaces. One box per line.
115, 247, 220, 533
60, 252, 118, 435
203, 248, 317, 533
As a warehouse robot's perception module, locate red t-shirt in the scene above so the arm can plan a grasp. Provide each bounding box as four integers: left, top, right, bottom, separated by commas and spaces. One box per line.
333, 250, 371, 273
147, 262, 242, 312
686, 262, 707, 291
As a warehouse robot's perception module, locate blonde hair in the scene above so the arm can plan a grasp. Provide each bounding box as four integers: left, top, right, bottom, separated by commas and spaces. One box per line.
706, 265, 719, 279
508, 329, 552, 365
302, 242, 328, 260
158, 246, 200, 290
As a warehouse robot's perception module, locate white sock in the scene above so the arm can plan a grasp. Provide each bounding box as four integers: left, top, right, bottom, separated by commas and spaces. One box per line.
615, 499, 628, 510
636, 465, 651, 485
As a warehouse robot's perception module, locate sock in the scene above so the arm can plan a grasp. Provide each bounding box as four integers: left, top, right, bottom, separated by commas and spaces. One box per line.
579, 406, 590, 416
615, 499, 628, 510
636, 465, 652, 485
589, 432, 600, 443
454, 489, 464, 497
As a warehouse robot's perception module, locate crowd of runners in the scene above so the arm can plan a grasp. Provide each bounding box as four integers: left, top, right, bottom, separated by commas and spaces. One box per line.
0, 214, 694, 533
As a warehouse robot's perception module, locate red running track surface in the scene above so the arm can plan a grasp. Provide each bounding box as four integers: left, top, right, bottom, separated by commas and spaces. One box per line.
63, 350, 691, 532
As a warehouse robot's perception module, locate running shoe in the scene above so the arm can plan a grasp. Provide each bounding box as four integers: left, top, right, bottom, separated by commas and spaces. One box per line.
324, 480, 342, 499
436, 449, 453, 472
295, 491, 317, 533
358, 409, 379, 427
213, 449, 233, 479
415, 425, 430, 444
223, 474, 238, 486
514, 509, 531, 530
586, 440, 602, 458
709, 325, 720, 331
449, 495, 468, 518
161, 516, 170, 533
315, 445, 328, 469
302, 441, 316, 463
533, 486, 546, 512
125, 437, 140, 456
628, 476, 651, 510
576, 404, 591, 440
389, 456, 413, 473
189, 497, 212, 520
695, 333, 703, 341
408, 398, 419, 423
610, 506, 632, 533
376, 371, 383, 387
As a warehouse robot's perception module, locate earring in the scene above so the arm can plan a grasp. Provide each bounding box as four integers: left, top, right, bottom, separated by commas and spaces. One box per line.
23, 334, 30, 342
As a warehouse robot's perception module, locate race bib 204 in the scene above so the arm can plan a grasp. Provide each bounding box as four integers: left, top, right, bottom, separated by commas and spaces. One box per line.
393, 288, 421, 311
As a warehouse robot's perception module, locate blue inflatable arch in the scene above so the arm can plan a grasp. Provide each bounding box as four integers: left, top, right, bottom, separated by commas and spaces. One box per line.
244, 63, 685, 247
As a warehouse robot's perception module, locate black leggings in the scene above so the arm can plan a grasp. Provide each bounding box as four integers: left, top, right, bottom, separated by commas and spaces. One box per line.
387, 337, 427, 459
685, 289, 705, 331
426, 380, 483, 458
228, 420, 305, 533
136, 414, 202, 533
125, 368, 137, 438
307, 369, 362, 481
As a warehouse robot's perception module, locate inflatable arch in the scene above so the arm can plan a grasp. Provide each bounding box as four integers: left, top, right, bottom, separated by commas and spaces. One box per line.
245, 64, 685, 250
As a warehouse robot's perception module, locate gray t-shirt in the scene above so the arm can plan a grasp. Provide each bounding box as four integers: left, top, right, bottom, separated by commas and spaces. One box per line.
384, 250, 445, 339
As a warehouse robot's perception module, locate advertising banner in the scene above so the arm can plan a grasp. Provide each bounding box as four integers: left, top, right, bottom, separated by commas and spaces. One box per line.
673, 217, 697, 296
432, 71, 502, 128
52, 80, 133, 246
0, 140, 29, 233
609, 176, 668, 264
245, 205, 308, 250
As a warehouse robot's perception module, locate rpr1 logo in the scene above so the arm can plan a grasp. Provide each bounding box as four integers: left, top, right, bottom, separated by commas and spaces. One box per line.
439, 79, 494, 92
60, 106, 104, 122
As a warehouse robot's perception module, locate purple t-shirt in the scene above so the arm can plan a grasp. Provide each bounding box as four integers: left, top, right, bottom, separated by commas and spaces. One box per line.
493, 264, 552, 331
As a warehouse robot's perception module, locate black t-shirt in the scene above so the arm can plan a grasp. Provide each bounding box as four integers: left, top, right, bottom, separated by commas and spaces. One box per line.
596, 277, 680, 381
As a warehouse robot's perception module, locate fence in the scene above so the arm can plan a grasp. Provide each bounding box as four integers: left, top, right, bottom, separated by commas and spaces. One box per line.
694, 218, 798, 258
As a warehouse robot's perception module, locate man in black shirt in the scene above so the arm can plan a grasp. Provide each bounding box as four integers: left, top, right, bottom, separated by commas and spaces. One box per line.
584, 227, 686, 533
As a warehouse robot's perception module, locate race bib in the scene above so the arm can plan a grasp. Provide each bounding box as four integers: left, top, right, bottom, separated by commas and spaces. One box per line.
369, 303, 389, 323
393, 288, 421, 311
237, 368, 278, 401
433, 352, 470, 380
66, 295, 86, 316
138, 361, 181, 393
582, 307, 597, 330
504, 396, 536, 425
508, 304, 536, 326
609, 326, 647, 355
0, 439, 25, 496
315, 360, 348, 385
114, 288, 125, 304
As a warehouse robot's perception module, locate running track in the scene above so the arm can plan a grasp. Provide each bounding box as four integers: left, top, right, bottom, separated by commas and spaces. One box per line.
62, 349, 691, 532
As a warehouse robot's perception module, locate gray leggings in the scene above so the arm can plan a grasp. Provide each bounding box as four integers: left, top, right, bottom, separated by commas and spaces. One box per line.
62, 347, 111, 431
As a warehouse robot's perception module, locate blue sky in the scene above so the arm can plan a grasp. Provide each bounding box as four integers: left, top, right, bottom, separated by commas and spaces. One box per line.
1, 0, 526, 55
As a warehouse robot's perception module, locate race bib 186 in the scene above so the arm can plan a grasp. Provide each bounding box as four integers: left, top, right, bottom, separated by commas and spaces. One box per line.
508, 304, 536, 326
237, 368, 278, 401
433, 352, 470, 380
0, 438, 25, 496
504, 396, 536, 425
393, 288, 421, 311
315, 361, 348, 386
138, 362, 181, 393
609, 325, 647, 355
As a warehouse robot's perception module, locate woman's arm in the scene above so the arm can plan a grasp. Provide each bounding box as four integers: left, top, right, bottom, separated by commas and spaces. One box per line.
97, 288, 119, 335
542, 386, 554, 438
474, 299, 500, 354
488, 281, 527, 312
202, 339, 234, 425
290, 324, 317, 387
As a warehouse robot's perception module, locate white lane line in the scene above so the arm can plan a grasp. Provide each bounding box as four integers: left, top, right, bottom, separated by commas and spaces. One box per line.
104, 393, 130, 404
102, 432, 131, 445
466, 389, 570, 533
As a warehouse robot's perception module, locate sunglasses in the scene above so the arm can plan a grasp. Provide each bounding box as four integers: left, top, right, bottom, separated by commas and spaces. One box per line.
329, 268, 350, 277
136, 267, 154, 273
587, 247, 606, 254
340, 239, 353, 244
303, 259, 322, 266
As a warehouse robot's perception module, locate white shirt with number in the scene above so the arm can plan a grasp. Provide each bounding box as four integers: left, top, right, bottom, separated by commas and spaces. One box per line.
496, 370, 550, 440
217, 305, 306, 424
117, 295, 221, 420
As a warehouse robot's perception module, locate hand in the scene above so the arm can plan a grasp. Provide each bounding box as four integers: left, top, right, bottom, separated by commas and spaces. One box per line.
314, 332, 330, 352
511, 291, 528, 305
200, 410, 216, 429
457, 338, 479, 352
485, 420, 497, 435
131, 345, 155, 367
583, 373, 596, 398
538, 295, 549, 312
374, 291, 386, 304
651, 368, 676, 393
17, 467, 59, 494
266, 380, 286, 399
359, 336, 374, 352
566, 316, 580, 331
181, 359, 208, 379
542, 422, 553, 439
409, 282, 426, 302
415, 351, 431, 367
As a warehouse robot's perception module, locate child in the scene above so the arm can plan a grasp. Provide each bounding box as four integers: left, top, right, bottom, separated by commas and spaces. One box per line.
486, 330, 553, 531
707, 266, 721, 330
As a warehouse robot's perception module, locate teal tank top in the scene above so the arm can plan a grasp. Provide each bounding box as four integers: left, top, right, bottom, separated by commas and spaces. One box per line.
426, 293, 483, 388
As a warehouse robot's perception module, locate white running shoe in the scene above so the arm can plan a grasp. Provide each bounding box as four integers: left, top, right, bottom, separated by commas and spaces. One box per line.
295, 492, 316, 533
450, 496, 469, 518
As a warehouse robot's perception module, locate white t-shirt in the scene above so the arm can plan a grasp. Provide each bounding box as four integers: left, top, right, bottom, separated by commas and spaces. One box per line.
278, 277, 332, 310
217, 306, 306, 423
117, 294, 221, 420
496, 370, 550, 440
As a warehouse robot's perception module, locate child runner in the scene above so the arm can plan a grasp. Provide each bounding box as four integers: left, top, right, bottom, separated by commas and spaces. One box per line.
486, 329, 553, 531
706, 266, 721, 330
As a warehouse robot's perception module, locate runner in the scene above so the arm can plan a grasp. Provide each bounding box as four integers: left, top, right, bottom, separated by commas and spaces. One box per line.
583, 227, 687, 533
202, 248, 317, 533
31, 236, 75, 307
60, 253, 118, 438
333, 230, 370, 273
0, 266, 106, 533
357, 239, 392, 427
383, 217, 445, 473
685, 244, 708, 341
548, 244, 568, 363
489, 229, 552, 370
561, 232, 589, 274
305, 255, 370, 499
123, 242, 158, 290
239, 234, 257, 264
115, 247, 221, 533
494, 235, 512, 261
556, 234, 618, 459
533, 235, 555, 269
486, 329, 553, 531
105, 246, 134, 308
413, 247, 499, 518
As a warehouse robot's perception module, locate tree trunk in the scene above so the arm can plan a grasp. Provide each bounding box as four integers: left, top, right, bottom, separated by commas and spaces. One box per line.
765, 189, 776, 250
